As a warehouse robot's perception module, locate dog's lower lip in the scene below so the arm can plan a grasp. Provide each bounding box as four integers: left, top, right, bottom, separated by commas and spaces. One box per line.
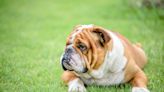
68, 69, 73, 71
66, 62, 71, 66
82, 68, 88, 73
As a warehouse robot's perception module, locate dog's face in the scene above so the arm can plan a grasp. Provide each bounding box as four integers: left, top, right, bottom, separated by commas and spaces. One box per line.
61, 25, 111, 73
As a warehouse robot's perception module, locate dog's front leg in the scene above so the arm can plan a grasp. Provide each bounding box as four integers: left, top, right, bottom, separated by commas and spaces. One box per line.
62, 71, 86, 92
130, 69, 150, 92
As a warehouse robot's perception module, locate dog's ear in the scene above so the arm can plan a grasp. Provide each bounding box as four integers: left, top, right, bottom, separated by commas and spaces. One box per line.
92, 27, 111, 46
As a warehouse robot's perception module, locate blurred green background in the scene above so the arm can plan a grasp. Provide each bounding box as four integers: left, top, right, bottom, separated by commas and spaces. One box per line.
0, 0, 163, 92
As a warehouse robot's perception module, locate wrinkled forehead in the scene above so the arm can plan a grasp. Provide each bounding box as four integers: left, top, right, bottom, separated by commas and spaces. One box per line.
67, 24, 94, 44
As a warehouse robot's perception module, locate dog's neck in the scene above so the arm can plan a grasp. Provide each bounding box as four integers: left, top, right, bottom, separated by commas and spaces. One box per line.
89, 31, 127, 79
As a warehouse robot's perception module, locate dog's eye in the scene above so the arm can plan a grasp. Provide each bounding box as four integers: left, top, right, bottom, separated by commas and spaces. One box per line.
77, 43, 87, 51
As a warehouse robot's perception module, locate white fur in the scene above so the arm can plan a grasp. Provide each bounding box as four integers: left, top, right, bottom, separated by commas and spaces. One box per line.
78, 24, 93, 30
78, 31, 127, 85
107, 31, 127, 73
68, 78, 86, 92
132, 87, 150, 92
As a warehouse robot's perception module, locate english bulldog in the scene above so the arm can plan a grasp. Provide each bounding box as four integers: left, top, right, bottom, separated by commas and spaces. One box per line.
60, 24, 149, 92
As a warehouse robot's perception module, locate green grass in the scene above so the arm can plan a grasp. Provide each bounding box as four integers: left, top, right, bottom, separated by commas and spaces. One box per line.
0, 0, 163, 92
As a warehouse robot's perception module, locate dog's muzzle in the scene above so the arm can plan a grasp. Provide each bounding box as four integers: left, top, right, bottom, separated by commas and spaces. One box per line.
61, 47, 88, 73
61, 48, 73, 70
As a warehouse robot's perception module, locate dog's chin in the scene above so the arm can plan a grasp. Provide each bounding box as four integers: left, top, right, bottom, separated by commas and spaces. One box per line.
64, 65, 88, 74
73, 67, 88, 74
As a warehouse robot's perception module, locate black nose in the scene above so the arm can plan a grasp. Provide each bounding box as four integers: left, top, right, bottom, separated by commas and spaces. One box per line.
62, 48, 72, 63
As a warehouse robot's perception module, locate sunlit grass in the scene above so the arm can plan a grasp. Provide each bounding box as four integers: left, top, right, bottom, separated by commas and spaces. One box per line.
0, 0, 163, 92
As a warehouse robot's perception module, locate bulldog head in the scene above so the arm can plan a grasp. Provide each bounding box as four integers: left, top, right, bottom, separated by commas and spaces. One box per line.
61, 25, 111, 73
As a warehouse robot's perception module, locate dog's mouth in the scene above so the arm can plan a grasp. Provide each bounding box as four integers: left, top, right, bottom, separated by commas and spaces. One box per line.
61, 60, 73, 71
61, 44, 88, 73
62, 59, 88, 73
61, 56, 88, 73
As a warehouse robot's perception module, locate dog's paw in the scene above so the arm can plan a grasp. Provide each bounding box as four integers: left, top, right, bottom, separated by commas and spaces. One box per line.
132, 87, 150, 92
68, 78, 86, 92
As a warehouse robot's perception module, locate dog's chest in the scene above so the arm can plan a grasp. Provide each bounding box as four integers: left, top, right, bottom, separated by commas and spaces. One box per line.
79, 70, 125, 86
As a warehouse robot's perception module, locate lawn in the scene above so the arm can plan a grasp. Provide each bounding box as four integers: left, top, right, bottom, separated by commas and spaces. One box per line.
0, 0, 163, 92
